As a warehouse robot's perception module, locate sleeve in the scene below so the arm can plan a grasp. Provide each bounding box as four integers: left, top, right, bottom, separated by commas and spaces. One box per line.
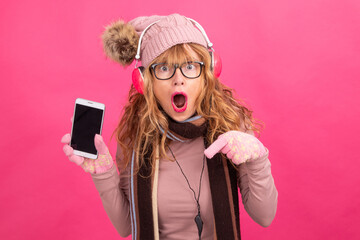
91, 145, 132, 237
237, 147, 278, 227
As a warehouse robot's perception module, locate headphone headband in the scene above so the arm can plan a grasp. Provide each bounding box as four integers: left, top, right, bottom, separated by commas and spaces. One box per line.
134, 18, 214, 68
135, 20, 160, 63
186, 18, 214, 50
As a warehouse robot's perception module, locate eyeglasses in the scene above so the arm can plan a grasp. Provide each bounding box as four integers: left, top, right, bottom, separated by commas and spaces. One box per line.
150, 61, 204, 80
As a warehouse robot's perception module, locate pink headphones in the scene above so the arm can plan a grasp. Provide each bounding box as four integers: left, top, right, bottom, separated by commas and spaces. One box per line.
132, 19, 222, 94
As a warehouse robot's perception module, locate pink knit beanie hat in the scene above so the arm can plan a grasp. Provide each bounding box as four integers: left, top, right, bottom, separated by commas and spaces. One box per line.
102, 14, 208, 68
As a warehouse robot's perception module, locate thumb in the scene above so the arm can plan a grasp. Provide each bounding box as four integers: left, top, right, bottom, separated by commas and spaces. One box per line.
94, 134, 109, 155
204, 136, 228, 159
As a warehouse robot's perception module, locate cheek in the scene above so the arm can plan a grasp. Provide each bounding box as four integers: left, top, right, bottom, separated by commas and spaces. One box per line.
189, 79, 203, 102
153, 81, 170, 107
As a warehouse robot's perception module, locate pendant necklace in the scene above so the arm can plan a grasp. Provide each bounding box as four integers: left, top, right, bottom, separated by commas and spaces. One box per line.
166, 143, 205, 240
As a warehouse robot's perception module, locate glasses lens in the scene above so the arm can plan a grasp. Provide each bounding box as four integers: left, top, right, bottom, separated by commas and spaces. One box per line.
154, 63, 174, 80
181, 62, 202, 78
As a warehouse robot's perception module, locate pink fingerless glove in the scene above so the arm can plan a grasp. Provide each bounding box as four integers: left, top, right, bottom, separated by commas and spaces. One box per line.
61, 133, 114, 174
204, 131, 266, 165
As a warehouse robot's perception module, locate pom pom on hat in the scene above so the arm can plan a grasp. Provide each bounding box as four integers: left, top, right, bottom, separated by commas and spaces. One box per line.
101, 20, 139, 66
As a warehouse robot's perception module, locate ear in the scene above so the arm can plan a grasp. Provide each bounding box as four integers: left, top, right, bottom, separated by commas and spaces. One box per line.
101, 20, 139, 66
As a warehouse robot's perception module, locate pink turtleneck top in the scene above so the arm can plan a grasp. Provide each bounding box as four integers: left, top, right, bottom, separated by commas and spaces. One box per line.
91, 136, 278, 239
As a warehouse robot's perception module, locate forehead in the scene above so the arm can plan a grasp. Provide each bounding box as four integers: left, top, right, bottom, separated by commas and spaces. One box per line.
154, 44, 201, 65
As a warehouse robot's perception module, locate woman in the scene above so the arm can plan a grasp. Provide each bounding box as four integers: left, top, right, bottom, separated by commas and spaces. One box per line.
61, 13, 278, 240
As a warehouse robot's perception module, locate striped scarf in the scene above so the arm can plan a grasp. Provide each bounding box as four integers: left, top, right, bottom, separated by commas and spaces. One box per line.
129, 119, 241, 240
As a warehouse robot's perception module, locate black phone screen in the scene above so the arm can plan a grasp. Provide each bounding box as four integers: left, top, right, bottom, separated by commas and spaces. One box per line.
71, 104, 104, 154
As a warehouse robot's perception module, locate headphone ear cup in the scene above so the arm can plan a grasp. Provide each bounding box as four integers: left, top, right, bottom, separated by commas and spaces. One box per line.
132, 66, 145, 94
209, 51, 222, 78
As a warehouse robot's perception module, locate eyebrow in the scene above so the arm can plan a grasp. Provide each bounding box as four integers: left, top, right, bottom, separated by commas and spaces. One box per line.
157, 60, 201, 65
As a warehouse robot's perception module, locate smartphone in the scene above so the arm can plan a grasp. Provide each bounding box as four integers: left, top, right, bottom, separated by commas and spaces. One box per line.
70, 98, 105, 159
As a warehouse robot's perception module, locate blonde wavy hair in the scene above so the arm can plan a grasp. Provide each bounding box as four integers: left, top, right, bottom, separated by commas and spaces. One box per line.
114, 43, 263, 173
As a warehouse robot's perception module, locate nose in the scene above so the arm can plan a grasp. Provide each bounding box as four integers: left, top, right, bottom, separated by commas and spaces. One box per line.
173, 68, 185, 86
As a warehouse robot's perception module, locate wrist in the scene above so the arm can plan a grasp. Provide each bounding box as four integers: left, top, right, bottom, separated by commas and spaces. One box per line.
245, 146, 269, 165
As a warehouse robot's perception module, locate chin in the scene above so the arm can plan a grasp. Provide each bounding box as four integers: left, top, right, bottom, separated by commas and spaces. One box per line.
168, 110, 195, 122
171, 115, 188, 122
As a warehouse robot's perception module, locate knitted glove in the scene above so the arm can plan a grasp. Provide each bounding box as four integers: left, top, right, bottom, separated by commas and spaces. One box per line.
204, 131, 266, 165
61, 133, 114, 174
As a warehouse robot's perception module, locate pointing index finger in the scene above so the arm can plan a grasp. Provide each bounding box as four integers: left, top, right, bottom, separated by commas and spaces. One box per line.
204, 137, 228, 159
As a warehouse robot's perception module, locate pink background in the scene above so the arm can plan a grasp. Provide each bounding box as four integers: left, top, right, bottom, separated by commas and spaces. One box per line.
1, 0, 359, 239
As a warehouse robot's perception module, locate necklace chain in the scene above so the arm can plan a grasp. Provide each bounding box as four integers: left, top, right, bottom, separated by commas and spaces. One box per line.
166, 143, 205, 239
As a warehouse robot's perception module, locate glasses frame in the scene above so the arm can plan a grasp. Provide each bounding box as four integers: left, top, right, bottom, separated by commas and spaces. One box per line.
150, 61, 204, 80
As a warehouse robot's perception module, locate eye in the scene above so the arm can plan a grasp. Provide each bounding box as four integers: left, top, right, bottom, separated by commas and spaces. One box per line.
159, 65, 170, 72
185, 63, 196, 70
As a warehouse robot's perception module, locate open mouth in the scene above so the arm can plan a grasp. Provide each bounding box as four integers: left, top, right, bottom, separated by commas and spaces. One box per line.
171, 92, 188, 113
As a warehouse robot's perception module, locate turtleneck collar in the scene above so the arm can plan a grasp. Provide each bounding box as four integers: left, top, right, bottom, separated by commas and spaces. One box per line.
160, 109, 207, 140
167, 115, 207, 139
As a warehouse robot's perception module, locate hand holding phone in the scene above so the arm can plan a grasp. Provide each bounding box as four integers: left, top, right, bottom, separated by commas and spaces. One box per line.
61, 98, 113, 174
61, 133, 113, 174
